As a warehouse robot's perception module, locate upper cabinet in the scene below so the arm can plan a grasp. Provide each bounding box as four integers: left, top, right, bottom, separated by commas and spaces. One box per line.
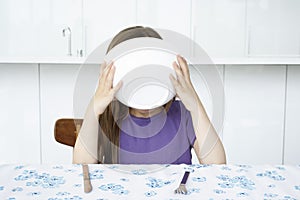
1, 0, 300, 58
246, 0, 300, 57
83, 0, 136, 56
136, 0, 191, 38
191, 0, 246, 58
0, 0, 82, 57
47, 0, 83, 57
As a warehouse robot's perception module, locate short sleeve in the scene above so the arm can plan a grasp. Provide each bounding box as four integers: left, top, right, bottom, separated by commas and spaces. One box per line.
178, 101, 196, 146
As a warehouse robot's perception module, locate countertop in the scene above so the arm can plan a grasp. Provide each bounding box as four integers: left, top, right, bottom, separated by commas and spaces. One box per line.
1, 56, 300, 65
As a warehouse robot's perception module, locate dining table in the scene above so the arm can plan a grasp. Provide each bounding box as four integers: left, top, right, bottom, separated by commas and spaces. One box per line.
0, 163, 299, 199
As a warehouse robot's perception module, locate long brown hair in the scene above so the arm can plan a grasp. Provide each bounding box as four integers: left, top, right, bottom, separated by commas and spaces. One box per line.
98, 26, 173, 163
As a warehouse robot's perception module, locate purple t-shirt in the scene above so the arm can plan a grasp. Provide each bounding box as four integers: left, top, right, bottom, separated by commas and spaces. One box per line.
119, 100, 196, 164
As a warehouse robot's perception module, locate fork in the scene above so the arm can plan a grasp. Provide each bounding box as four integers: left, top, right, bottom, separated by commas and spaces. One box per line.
174, 171, 190, 194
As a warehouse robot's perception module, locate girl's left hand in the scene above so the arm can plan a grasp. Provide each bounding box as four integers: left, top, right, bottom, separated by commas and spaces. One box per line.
169, 55, 199, 111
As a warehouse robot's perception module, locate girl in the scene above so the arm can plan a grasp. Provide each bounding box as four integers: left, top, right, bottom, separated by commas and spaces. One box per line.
73, 26, 226, 164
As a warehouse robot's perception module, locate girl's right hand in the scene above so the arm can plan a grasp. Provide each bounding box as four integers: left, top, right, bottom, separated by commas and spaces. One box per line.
93, 61, 122, 115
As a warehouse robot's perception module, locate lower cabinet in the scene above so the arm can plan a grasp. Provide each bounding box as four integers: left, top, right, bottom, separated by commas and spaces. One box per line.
0, 64, 40, 164
223, 65, 286, 164
40, 64, 80, 163
284, 66, 300, 164
0, 63, 299, 164
40, 64, 99, 164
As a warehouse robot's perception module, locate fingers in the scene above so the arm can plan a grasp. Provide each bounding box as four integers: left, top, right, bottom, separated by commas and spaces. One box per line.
102, 61, 114, 79
99, 61, 122, 95
176, 55, 190, 82
169, 74, 183, 99
98, 62, 106, 85
172, 61, 185, 86
106, 65, 116, 88
98, 61, 113, 86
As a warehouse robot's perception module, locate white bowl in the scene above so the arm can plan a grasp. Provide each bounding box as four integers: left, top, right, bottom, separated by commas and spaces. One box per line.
112, 48, 177, 109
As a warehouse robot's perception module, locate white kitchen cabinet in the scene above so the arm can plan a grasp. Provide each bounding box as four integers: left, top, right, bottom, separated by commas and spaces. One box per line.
40, 65, 76, 164
284, 65, 300, 164
192, 0, 246, 58
247, 0, 300, 56
45, 0, 83, 57
0, 0, 38, 57
0, 0, 82, 57
0, 64, 40, 164
223, 65, 286, 164
40, 64, 79, 164
40, 64, 99, 164
83, 0, 136, 56
136, 0, 191, 38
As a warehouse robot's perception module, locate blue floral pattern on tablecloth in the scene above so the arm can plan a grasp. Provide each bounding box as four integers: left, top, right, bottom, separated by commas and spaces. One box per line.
0, 164, 299, 199
145, 190, 157, 197
146, 177, 175, 188
217, 175, 256, 190
256, 170, 286, 181
98, 183, 129, 195
14, 169, 65, 189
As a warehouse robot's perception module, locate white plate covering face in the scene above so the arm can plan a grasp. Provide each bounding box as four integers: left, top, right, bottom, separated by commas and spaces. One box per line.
113, 49, 177, 109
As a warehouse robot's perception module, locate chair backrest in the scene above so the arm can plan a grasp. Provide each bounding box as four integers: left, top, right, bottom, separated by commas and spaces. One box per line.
54, 118, 83, 147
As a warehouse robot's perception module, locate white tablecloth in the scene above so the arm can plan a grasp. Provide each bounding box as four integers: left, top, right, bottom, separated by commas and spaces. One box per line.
0, 164, 299, 199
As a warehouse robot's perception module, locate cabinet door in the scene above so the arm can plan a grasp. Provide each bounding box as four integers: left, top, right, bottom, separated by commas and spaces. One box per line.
247, 0, 300, 56
223, 65, 286, 164
83, 0, 136, 56
40, 64, 99, 164
0, 0, 82, 57
192, 0, 246, 58
284, 65, 300, 164
0, 64, 40, 164
44, 0, 83, 57
137, 0, 191, 38
0, 0, 37, 56
40, 65, 79, 164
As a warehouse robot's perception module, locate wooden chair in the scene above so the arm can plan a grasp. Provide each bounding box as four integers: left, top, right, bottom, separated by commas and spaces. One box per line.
54, 118, 83, 147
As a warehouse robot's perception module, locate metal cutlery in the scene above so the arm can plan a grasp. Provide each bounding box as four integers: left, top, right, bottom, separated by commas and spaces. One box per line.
174, 171, 190, 195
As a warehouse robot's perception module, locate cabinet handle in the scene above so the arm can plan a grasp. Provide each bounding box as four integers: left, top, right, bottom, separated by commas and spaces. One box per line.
246, 25, 251, 56
191, 26, 198, 58
299, 34, 300, 55
83, 25, 87, 57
